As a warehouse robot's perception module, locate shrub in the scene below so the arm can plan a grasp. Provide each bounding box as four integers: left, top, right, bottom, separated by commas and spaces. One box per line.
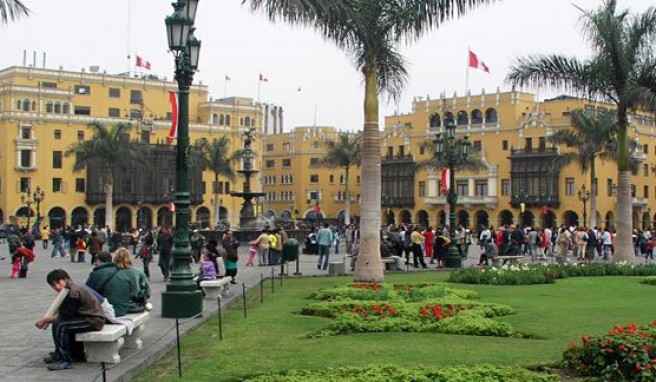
563, 322, 656, 381
449, 263, 656, 285
243, 364, 560, 382
642, 276, 656, 286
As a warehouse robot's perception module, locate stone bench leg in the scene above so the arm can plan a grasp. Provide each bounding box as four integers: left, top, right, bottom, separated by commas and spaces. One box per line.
123, 325, 145, 350
84, 337, 125, 364
222, 283, 230, 296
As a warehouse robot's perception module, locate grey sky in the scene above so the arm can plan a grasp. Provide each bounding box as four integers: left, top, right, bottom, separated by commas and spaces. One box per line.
2, 0, 651, 130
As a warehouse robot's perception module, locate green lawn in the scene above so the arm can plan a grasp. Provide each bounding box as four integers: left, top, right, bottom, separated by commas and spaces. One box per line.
135, 272, 656, 381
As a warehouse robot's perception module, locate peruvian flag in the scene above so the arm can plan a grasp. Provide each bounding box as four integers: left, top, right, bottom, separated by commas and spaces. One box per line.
136, 55, 152, 70
440, 168, 450, 194
259, 73, 268, 82
168, 201, 175, 213
468, 50, 489, 73
166, 91, 178, 144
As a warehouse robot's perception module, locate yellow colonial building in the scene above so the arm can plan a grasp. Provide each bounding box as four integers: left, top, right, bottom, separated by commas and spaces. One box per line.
0, 65, 265, 231
260, 126, 361, 223
380, 89, 656, 230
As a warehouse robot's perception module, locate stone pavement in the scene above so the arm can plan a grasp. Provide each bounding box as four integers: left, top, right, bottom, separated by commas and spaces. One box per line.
0, 241, 479, 382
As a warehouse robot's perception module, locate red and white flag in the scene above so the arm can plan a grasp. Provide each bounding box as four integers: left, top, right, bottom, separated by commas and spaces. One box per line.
440, 168, 450, 194
259, 73, 268, 82
166, 91, 178, 144
136, 55, 152, 70
168, 202, 175, 213
468, 50, 489, 73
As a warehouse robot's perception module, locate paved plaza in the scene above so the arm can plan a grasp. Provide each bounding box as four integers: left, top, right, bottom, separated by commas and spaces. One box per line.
0, 240, 478, 382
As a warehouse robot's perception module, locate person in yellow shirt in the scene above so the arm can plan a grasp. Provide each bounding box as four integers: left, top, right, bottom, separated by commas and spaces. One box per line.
267, 231, 278, 265
410, 227, 427, 268
41, 226, 50, 250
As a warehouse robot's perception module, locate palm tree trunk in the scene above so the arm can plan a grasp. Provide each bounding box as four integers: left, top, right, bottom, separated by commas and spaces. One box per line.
213, 174, 220, 227
589, 158, 597, 229
354, 65, 383, 283
104, 182, 113, 230
613, 109, 634, 263
344, 166, 351, 226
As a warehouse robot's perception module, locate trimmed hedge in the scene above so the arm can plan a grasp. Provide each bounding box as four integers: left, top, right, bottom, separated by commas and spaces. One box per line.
243, 364, 560, 382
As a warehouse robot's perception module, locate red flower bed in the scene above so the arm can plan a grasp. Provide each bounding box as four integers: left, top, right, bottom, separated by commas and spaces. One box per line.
564, 322, 656, 381
419, 304, 466, 321
342, 303, 399, 318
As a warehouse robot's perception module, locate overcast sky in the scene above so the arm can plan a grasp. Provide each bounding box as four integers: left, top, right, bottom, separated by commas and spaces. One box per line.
1, 0, 651, 130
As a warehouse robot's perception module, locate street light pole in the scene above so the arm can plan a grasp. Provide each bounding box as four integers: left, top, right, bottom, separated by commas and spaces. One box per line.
577, 184, 590, 228
161, 0, 203, 319
434, 118, 470, 268
21, 186, 34, 231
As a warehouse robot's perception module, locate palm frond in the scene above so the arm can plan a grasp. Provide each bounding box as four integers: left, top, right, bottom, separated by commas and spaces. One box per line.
0, 0, 29, 24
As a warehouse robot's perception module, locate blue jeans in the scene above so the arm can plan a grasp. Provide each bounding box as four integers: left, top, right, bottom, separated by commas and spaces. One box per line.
318, 244, 330, 270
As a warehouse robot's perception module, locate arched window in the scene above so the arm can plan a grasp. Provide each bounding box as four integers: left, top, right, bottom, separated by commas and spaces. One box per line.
244, 116, 251, 127
46, 101, 54, 113
471, 109, 483, 124
62, 102, 70, 114
31, 100, 37, 111
429, 113, 441, 128
485, 108, 498, 123
457, 110, 468, 126
225, 115, 231, 125
23, 99, 30, 111
54, 102, 61, 114
212, 113, 218, 124
218, 114, 224, 125
16, 99, 21, 110
444, 112, 455, 126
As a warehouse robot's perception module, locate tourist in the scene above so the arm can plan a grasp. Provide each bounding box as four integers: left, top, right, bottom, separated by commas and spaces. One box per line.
114, 248, 152, 313
250, 229, 270, 266
478, 241, 498, 266
601, 227, 613, 262
136, 236, 155, 279
204, 239, 226, 277
41, 226, 50, 249
157, 227, 174, 282
556, 227, 571, 265
86, 251, 131, 317
246, 242, 258, 266
195, 253, 217, 293
86, 231, 104, 265
75, 235, 87, 263
433, 231, 450, 269
410, 226, 427, 268
222, 230, 239, 284
268, 229, 279, 265
575, 227, 589, 263
381, 235, 404, 271
130, 228, 140, 256
422, 226, 434, 264
37, 269, 105, 371
316, 222, 334, 270
10, 244, 35, 278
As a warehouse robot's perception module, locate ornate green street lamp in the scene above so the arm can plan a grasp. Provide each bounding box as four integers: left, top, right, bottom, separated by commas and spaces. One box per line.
577, 184, 590, 228
434, 118, 470, 268
161, 0, 203, 319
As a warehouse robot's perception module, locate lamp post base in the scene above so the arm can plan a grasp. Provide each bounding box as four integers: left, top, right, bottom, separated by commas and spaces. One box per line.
444, 244, 462, 268
161, 289, 203, 319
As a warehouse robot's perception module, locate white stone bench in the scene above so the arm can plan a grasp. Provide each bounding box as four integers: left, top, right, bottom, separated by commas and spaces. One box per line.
200, 277, 232, 300
75, 311, 151, 364
76, 324, 126, 364
122, 311, 150, 350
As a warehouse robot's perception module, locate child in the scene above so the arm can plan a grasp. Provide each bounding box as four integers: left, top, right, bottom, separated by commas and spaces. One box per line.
10, 253, 21, 278
196, 253, 217, 292
247, 243, 258, 266
36, 269, 105, 371
75, 236, 86, 263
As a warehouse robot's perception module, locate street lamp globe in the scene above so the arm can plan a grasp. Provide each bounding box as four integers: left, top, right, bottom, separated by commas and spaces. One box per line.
182, 0, 200, 23
186, 27, 201, 70
165, 3, 192, 52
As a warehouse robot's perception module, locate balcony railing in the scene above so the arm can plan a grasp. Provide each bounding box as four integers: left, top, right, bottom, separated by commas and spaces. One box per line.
510, 195, 560, 208
424, 195, 499, 209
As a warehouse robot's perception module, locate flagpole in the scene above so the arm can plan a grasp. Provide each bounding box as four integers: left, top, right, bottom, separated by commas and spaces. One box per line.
126, 0, 132, 77
465, 47, 470, 94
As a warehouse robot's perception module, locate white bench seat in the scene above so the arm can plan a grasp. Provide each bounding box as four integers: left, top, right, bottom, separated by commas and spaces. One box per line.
122, 311, 150, 350
76, 324, 126, 364
75, 311, 151, 364
200, 277, 232, 299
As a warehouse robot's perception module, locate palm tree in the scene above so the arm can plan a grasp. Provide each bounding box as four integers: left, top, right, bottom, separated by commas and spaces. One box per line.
65, 122, 149, 230
247, 0, 495, 282
0, 0, 29, 24
507, 0, 656, 263
322, 132, 362, 226
548, 109, 615, 229
192, 136, 240, 227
